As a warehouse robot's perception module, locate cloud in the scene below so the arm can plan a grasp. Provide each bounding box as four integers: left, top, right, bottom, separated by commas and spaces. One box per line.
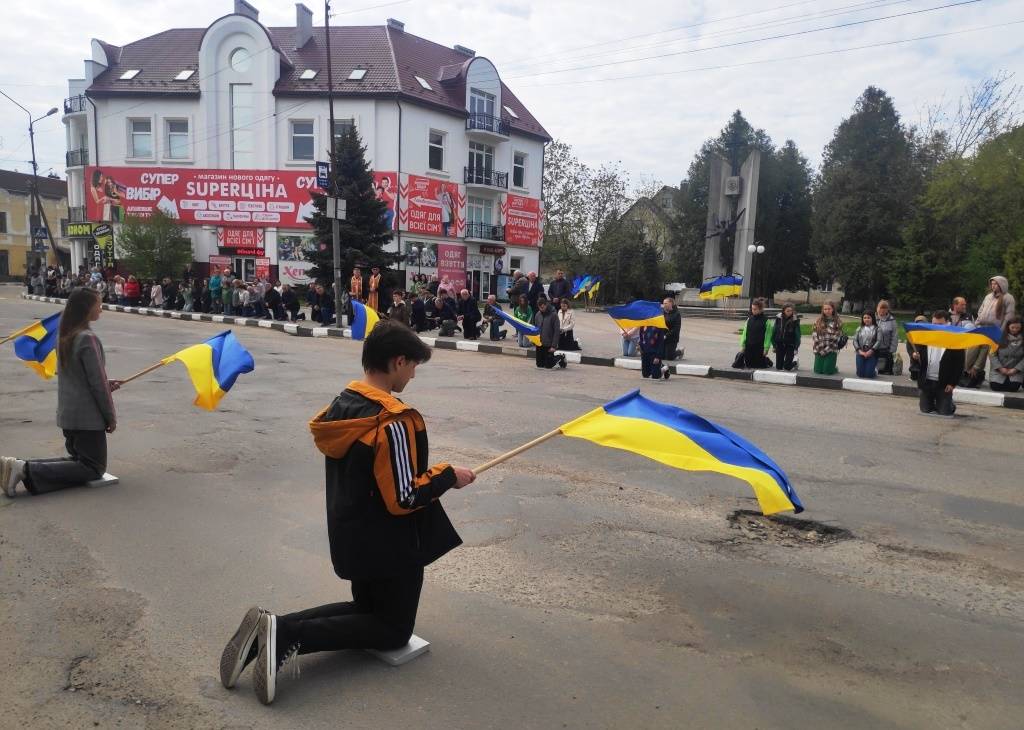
494, 2, 531, 20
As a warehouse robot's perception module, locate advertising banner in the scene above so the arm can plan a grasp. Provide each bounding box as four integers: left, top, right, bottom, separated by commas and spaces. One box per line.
255, 257, 271, 281
91, 223, 115, 270
209, 255, 232, 274
218, 228, 265, 250
277, 233, 316, 286
66, 222, 95, 239
85, 166, 325, 228
373, 172, 398, 231
437, 242, 467, 294
398, 174, 463, 238
502, 193, 543, 247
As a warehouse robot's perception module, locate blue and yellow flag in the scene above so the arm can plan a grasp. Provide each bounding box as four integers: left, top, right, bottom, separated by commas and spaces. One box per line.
607, 300, 667, 329
700, 275, 742, 300
11, 313, 61, 379
572, 275, 593, 299
587, 277, 602, 299
161, 330, 254, 410
904, 322, 1001, 352
351, 300, 381, 341
492, 306, 542, 346
560, 391, 803, 515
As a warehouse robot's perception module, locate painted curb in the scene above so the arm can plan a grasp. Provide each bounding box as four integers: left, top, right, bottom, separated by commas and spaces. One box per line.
18, 293, 1023, 410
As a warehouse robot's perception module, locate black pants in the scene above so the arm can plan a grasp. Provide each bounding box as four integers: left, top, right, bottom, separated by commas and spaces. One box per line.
990, 379, 1022, 392
877, 349, 893, 375
535, 347, 560, 368
641, 351, 663, 378
919, 380, 956, 415
278, 568, 424, 654
743, 346, 770, 369
776, 345, 796, 371
24, 430, 107, 495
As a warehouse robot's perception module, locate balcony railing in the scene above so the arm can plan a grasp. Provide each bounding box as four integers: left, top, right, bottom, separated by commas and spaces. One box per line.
464, 166, 508, 189
464, 222, 505, 241
64, 95, 87, 114
68, 206, 87, 223
66, 148, 89, 167
466, 113, 510, 136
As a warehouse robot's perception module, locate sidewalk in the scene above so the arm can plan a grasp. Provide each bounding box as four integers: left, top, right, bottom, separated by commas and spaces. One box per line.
18, 293, 1024, 411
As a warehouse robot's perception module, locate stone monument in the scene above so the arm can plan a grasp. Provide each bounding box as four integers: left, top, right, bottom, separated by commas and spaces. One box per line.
703, 143, 760, 300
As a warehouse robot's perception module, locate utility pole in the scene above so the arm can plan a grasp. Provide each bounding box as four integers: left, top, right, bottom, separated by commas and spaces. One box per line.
325, 0, 345, 325
1, 91, 59, 273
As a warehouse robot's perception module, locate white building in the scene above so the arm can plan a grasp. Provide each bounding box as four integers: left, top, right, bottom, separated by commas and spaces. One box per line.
63, 0, 549, 299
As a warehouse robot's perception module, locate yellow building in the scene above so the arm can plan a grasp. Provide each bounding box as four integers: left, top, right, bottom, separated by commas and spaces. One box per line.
0, 169, 68, 278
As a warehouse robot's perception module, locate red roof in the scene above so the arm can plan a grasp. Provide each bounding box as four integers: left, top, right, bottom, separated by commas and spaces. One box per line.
85, 20, 549, 140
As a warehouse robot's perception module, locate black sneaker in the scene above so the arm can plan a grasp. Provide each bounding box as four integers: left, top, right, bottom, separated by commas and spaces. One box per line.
219, 606, 266, 689
253, 614, 300, 705
662, 365, 671, 380
558, 355, 567, 369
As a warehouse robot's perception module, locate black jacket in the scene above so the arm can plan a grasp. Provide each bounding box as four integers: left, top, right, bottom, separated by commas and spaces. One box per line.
914, 345, 965, 389
527, 280, 545, 309
310, 382, 460, 580
457, 296, 481, 324
547, 278, 572, 301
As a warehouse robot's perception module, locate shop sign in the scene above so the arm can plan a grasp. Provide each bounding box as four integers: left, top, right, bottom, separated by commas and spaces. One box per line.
437, 242, 467, 293
66, 222, 95, 239
502, 193, 543, 247
478, 244, 506, 256
91, 223, 115, 269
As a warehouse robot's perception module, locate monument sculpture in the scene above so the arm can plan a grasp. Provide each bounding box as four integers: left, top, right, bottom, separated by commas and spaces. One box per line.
703, 135, 760, 299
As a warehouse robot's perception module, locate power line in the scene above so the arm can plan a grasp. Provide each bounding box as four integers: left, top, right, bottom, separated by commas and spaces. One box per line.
501, 0, 912, 74
330, 0, 413, 16
514, 18, 1024, 89
505, 0, 987, 80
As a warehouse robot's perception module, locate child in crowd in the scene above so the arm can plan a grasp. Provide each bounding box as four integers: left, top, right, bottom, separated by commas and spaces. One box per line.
875, 300, 898, 374
812, 301, 843, 375
739, 298, 773, 369
853, 311, 881, 379
639, 325, 670, 380
772, 304, 801, 371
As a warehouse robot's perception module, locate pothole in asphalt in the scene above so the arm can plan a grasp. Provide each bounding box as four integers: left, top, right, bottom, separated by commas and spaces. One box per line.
727, 509, 854, 547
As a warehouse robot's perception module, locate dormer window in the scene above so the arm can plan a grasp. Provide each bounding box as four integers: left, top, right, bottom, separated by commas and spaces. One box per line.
415, 75, 433, 91
503, 105, 519, 119
470, 89, 495, 118
348, 68, 367, 81
120, 69, 141, 80
299, 69, 318, 80
174, 69, 195, 81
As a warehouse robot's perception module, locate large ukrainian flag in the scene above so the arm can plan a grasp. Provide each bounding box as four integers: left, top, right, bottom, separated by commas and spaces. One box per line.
607, 301, 667, 329
161, 330, 254, 410
11, 312, 61, 379
699, 275, 742, 300
904, 322, 1001, 352
492, 307, 542, 346
351, 300, 380, 341
560, 391, 803, 515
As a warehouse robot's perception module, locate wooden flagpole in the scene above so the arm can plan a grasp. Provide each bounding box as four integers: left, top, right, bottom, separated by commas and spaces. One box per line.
472, 427, 563, 475
117, 360, 168, 386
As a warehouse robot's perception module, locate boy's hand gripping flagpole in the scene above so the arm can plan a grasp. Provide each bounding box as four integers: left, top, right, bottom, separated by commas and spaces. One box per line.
472, 428, 562, 475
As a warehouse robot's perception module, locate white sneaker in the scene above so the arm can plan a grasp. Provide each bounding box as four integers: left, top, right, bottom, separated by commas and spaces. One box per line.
2, 457, 25, 497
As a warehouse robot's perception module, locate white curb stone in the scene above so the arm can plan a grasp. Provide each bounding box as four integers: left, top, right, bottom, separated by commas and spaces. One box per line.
283, 324, 298, 334
257, 320, 273, 328
555, 350, 582, 364
456, 340, 480, 352
753, 370, 797, 385
675, 363, 712, 377
614, 357, 642, 370
312, 327, 330, 337
419, 336, 436, 347
842, 378, 893, 394
953, 388, 1004, 407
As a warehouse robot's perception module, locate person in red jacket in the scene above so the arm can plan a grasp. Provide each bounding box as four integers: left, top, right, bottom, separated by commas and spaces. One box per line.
124, 275, 141, 306
218, 320, 476, 704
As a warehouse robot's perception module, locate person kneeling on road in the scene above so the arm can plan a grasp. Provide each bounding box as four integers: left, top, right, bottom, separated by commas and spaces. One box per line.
914, 309, 965, 417
533, 298, 566, 369
219, 321, 476, 704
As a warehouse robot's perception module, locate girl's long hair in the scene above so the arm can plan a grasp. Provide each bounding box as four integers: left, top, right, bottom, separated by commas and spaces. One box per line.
815, 300, 839, 333
58, 288, 100, 365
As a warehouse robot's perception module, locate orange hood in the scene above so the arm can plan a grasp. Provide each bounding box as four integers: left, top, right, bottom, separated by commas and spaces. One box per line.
309, 381, 412, 459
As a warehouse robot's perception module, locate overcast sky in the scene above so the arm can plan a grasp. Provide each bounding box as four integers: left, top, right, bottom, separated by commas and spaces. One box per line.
1, 0, 1021, 192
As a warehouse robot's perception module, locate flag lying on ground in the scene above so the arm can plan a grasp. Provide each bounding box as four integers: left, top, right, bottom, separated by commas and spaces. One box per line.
560, 391, 803, 515
491, 307, 542, 346
587, 277, 602, 299
10, 312, 61, 379
700, 275, 743, 300
904, 322, 1002, 352
350, 300, 381, 341
160, 330, 254, 410
607, 300, 667, 330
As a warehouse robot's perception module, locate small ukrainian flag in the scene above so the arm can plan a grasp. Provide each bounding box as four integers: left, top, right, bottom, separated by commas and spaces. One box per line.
607, 301, 667, 329
350, 300, 380, 341
161, 331, 255, 410
10, 312, 61, 379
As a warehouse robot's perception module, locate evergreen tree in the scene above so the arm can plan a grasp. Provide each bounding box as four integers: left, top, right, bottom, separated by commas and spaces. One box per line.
306, 125, 397, 285
812, 87, 917, 302
762, 140, 814, 295
116, 211, 193, 281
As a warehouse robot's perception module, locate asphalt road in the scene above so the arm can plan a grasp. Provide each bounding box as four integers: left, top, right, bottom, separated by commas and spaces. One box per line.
2, 294, 1023, 730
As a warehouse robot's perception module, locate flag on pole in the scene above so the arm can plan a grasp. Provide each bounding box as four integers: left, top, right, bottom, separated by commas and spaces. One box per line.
559, 391, 802, 515
699, 275, 742, 300
11, 313, 61, 379
160, 330, 255, 410
350, 300, 381, 341
587, 277, 602, 299
491, 307, 542, 346
904, 322, 1001, 352
607, 300, 667, 329
573, 275, 594, 299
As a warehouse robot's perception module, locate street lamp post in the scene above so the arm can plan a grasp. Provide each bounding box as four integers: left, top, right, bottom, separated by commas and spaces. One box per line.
1, 90, 59, 272
747, 243, 766, 299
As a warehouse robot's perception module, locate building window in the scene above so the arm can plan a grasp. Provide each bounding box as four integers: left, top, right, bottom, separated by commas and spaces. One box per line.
428, 130, 445, 171
128, 118, 152, 158
332, 118, 355, 151
467, 195, 493, 225
291, 120, 314, 160
513, 152, 526, 188
0, 211, 6, 234
230, 84, 255, 168
470, 88, 495, 117
166, 119, 190, 159
468, 141, 493, 174
510, 256, 523, 272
